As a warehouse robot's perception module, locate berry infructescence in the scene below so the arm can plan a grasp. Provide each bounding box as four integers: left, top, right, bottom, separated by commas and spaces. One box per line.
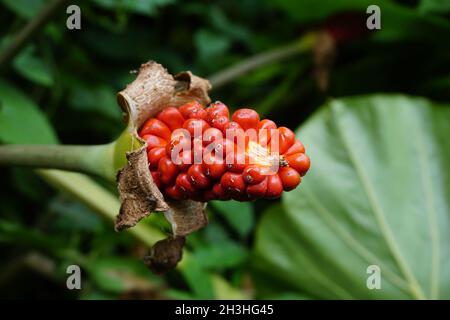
139, 101, 310, 202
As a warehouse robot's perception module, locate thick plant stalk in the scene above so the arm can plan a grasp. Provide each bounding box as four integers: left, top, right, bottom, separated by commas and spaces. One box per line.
0, 144, 116, 181
37, 169, 248, 299
37, 169, 165, 245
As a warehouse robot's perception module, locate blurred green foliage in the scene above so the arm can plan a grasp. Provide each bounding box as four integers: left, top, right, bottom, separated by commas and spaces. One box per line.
0, 0, 449, 299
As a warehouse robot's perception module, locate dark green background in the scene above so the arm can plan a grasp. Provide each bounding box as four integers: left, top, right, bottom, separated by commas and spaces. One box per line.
0, 0, 449, 299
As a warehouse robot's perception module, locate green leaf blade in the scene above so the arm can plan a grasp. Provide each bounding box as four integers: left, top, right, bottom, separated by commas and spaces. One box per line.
0, 79, 57, 144
253, 95, 450, 299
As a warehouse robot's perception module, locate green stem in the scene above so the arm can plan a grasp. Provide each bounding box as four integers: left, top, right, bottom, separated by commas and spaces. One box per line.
0, 143, 116, 181
209, 31, 318, 89
38, 169, 249, 299
37, 169, 165, 246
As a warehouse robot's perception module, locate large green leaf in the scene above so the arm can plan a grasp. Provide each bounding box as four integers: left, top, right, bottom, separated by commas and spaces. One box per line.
13, 48, 54, 87
253, 95, 450, 299
210, 200, 254, 237
0, 79, 57, 144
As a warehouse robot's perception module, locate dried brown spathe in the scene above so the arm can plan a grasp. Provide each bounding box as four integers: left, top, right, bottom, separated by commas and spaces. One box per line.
115, 61, 211, 271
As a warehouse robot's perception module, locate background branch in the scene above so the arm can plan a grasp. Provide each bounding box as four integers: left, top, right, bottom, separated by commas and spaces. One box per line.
209, 32, 317, 89
0, 0, 68, 67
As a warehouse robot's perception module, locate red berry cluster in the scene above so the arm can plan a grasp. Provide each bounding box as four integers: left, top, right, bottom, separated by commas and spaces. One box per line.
139, 101, 310, 202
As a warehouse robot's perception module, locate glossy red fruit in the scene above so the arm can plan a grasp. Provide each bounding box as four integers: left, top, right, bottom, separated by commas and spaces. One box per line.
257, 119, 277, 146
203, 127, 223, 146
285, 140, 305, 156
140, 101, 310, 201
173, 150, 192, 171
232, 108, 260, 131
179, 101, 208, 120
156, 107, 185, 131
276, 127, 295, 154
150, 171, 162, 189
246, 176, 268, 198
179, 101, 204, 117
203, 190, 217, 201
223, 121, 243, 133
175, 173, 196, 194
226, 151, 248, 173
266, 174, 283, 199
212, 183, 230, 200
211, 115, 230, 132
147, 147, 166, 168
142, 134, 167, 150
224, 121, 245, 148
158, 156, 179, 185
140, 118, 171, 141
243, 165, 266, 184
206, 101, 230, 123
187, 164, 210, 189
213, 138, 235, 158
202, 153, 226, 180
165, 185, 186, 200
285, 153, 310, 176
278, 167, 301, 191
220, 172, 246, 195
165, 132, 191, 157
183, 118, 210, 137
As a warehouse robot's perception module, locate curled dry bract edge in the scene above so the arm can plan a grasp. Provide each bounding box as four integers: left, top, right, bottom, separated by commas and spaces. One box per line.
115, 61, 212, 272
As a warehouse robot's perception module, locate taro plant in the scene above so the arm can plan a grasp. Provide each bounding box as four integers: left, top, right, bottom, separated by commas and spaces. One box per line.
0, 61, 310, 272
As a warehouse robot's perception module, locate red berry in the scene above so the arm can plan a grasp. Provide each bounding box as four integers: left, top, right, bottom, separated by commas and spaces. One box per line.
226, 151, 248, 173
211, 115, 230, 132
158, 156, 179, 185
258, 119, 277, 131
173, 150, 192, 171
142, 134, 167, 150
156, 107, 185, 131
150, 171, 162, 189
243, 165, 266, 184
165, 132, 191, 157
246, 176, 268, 198
285, 153, 310, 176
178, 101, 203, 117
203, 127, 223, 146
203, 190, 217, 201
165, 185, 186, 200
257, 119, 277, 146
212, 183, 230, 200
278, 167, 301, 191
285, 140, 305, 156
278, 127, 296, 154
266, 174, 283, 199
206, 101, 230, 123
139, 102, 309, 201
175, 173, 196, 194
140, 118, 171, 141
187, 164, 210, 189
183, 118, 210, 137
232, 108, 260, 131
220, 172, 246, 195
224, 121, 243, 133
224, 122, 245, 148
213, 138, 235, 158
147, 147, 166, 168
202, 153, 226, 180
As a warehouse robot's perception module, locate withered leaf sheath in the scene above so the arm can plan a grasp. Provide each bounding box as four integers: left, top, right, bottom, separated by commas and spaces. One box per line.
115, 61, 211, 272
